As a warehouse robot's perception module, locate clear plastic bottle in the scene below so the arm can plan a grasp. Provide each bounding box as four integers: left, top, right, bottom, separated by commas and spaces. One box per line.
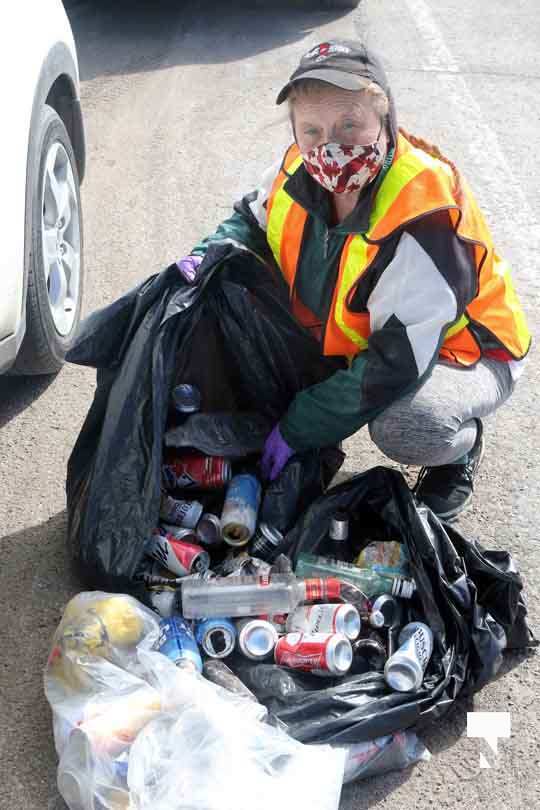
181, 573, 341, 619
295, 553, 416, 599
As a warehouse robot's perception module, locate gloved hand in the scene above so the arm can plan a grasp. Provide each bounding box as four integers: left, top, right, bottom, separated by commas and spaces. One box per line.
261, 424, 295, 482
176, 254, 203, 283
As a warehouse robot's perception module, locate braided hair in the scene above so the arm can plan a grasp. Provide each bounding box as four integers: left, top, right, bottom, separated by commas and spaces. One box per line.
398, 126, 463, 204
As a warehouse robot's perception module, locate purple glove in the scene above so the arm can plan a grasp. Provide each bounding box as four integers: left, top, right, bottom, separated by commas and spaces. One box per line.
261, 424, 295, 482
176, 254, 203, 283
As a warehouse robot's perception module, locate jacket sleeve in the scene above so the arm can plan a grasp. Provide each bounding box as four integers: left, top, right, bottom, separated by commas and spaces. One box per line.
190, 160, 282, 263
279, 214, 478, 451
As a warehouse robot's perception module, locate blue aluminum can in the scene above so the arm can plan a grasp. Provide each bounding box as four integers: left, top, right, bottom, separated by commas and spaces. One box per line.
194, 617, 237, 658
220, 474, 262, 547
154, 616, 203, 673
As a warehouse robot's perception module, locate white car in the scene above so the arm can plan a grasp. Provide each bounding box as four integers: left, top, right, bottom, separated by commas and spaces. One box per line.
0, 0, 85, 374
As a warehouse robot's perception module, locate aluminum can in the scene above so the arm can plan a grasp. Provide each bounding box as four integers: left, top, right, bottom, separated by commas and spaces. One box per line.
249, 523, 284, 563
162, 453, 231, 490
147, 531, 210, 577
148, 587, 177, 618
160, 494, 204, 529
154, 616, 202, 673
384, 621, 433, 692
221, 474, 262, 547
275, 632, 352, 676
196, 513, 223, 547
285, 603, 361, 641
236, 618, 279, 661
219, 551, 272, 578
329, 510, 349, 541
194, 617, 237, 658
172, 383, 201, 415
369, 594, 403, 628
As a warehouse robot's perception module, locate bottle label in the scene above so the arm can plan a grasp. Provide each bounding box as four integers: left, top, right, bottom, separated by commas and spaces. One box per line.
304, 577, 341, 602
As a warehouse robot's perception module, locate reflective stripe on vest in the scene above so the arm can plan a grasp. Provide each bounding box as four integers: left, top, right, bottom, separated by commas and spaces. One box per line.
266, 137, 531, 363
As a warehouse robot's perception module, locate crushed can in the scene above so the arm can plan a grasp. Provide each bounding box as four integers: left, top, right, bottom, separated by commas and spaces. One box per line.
146, 531, 210, 578
160, 494, 204, 529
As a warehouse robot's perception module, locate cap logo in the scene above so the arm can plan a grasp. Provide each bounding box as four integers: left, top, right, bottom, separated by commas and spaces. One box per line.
304, 42, 352, 63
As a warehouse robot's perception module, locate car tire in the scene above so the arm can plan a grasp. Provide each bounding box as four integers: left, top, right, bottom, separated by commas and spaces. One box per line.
12, 104, 84, 375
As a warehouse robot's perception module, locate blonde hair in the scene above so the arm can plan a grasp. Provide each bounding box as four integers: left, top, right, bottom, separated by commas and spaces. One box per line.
287, 78, 390, 119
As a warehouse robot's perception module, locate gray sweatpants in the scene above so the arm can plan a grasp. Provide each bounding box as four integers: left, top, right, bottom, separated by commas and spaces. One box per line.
368, 358, 517, 466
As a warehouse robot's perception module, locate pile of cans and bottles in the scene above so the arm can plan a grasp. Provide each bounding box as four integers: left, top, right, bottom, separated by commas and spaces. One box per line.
137, 383, 434, 695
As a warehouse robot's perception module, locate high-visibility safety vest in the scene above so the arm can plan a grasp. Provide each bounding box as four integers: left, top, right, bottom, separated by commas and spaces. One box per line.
266, 134, 531, 365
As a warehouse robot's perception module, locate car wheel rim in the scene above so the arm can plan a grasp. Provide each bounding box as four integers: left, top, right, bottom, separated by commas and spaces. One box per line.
41, 141, 81, 336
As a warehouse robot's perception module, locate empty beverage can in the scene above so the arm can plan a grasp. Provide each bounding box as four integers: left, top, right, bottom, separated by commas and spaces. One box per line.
160, 494, 204, 529
172, 383, 201, 416
162, 453, 231, 490
236, 618, 279, 661
285, 604, 361, 641
384, 621, 433, 692
369, 594, 402, 629
196, 513, 223, 547
221, 474, 262, 547
147, 531, 210, 578
275, 632, 352, 676
154, 616, 202, 673
194, 617, 237, 659
249, 523, 284, 563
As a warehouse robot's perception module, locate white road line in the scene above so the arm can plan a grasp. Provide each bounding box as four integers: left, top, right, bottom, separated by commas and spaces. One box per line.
405, 0, 540, 289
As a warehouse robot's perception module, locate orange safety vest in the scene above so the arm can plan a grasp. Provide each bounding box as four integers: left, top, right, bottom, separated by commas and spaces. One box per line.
266, 134, 531, 365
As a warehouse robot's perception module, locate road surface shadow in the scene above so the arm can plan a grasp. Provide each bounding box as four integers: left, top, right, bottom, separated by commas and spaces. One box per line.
0, 373, 57, 430
63, 0, 357, 82
0, 511, 82, 810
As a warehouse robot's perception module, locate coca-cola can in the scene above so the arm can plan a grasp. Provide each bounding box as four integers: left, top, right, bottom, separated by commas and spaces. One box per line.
160, 494, 204, 529
285, 604, 361, 641
162, 454, 231, 490
146, 532, 210, 578
236, 619, 279, 661
275, 632, 352, 676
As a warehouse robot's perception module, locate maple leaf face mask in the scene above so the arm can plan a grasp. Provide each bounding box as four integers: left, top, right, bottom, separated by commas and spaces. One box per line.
301, 127, 385, 194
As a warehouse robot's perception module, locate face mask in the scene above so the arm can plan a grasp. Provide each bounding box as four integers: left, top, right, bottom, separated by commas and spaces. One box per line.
301, 130, 385, 194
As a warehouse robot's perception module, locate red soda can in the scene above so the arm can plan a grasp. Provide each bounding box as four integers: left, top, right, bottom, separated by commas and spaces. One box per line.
274, 632, 352, 676
147, 531, 210, 578
162, 453, 231, 490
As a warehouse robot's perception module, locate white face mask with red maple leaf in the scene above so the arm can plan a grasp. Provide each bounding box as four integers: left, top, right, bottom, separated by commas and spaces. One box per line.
301, 130, 385, 194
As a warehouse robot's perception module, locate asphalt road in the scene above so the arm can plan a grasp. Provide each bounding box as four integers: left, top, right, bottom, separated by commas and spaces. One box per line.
1, 1, 539, 808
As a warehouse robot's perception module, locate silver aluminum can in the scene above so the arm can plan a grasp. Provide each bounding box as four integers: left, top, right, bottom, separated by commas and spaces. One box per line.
196, 513, 223, 547
285, 604, 361, 641
249, 523, 284, 563
384, 621, 434, 692
369, 594, 403, 628
160, 494, 204, 529
236, 618, 279, 661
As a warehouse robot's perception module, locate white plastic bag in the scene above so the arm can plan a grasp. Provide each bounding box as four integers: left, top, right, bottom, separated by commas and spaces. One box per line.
45, 592, 345, 810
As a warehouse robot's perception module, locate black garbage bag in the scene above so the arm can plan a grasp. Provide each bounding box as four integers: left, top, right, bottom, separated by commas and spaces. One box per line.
230, 466, 536, 745
66, 244, 344, 598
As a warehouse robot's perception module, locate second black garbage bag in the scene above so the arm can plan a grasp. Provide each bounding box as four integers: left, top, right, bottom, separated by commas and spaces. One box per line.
66, 244, 344, 597
228, 465, 536, 745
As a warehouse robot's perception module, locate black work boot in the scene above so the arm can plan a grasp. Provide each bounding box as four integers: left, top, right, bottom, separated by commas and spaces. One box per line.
413, 420, 485, 521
